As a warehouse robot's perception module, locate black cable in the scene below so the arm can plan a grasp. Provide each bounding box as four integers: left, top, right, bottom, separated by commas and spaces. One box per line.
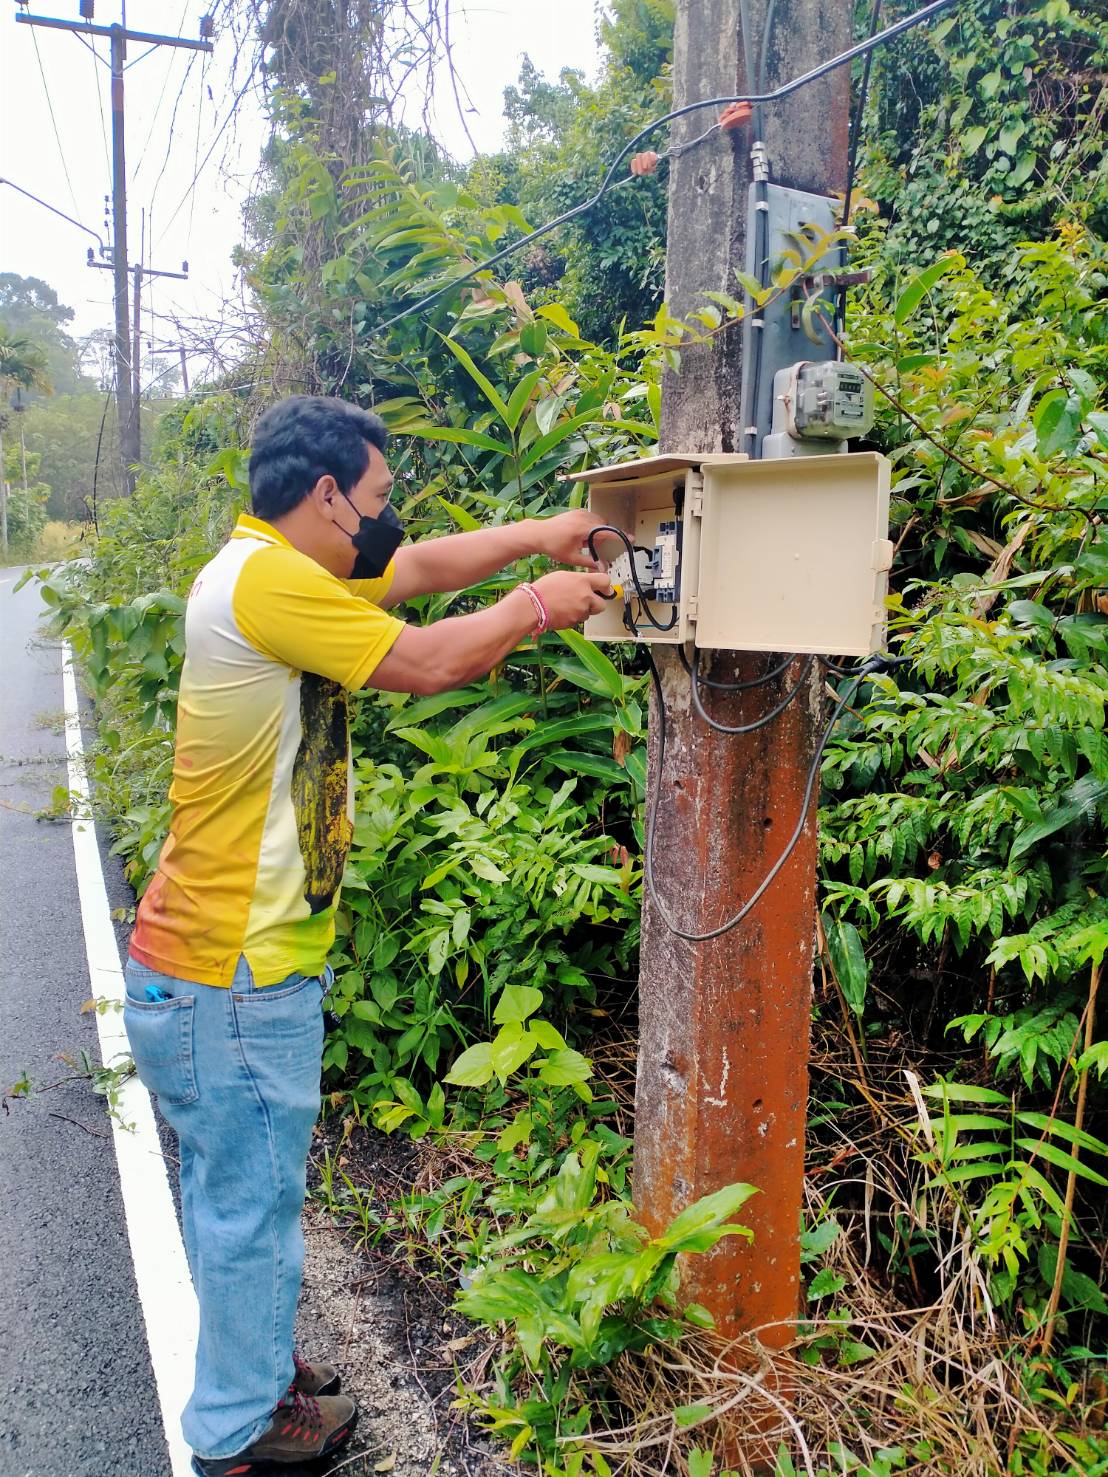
737, 0, 759, 125
758, 0, 781, 104
819, 652, 910, 678
28, 24, 82, 222
837, 0, 883, 343
156, 69, 255, 246
586, 524, 678, 632
643, 655, 886, 943
676, 645, 800, 691
371, 0, 960, 338
85, 27, 111, 182
705, 651, 798, 690
89, 385, 113, 535
746, 0, 785, 454
142, 50, 199, 204
185, 51, 211, 247
690, 648, 814, 734
818, 655, 864, 678
843, 0, 882, 230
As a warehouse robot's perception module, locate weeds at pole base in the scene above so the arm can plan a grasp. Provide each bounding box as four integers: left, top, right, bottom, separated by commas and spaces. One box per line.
310, 1013, 1108, 1477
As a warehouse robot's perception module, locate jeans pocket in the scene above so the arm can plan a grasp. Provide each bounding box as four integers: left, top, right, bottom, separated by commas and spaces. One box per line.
123, 996, 199, 1106
233, 972, 322, 1005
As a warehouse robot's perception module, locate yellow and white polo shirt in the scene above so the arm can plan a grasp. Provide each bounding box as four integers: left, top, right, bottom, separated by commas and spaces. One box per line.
130, 513, 404, 987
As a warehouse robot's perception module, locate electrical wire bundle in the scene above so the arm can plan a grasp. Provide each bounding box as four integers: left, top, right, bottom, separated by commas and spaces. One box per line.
587, 524, 904, 944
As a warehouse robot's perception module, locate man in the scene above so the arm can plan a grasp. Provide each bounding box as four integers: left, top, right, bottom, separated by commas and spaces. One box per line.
123, 395, 611, 1475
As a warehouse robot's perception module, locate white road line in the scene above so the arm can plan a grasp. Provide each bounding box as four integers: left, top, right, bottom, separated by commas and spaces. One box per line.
62, 642, 198, 1477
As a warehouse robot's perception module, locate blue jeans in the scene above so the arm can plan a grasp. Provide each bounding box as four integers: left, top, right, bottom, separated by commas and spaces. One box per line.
123, 954, 326, 1460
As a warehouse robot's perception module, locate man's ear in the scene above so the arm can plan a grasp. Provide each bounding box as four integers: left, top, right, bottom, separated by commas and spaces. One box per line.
311, 474, 340, 521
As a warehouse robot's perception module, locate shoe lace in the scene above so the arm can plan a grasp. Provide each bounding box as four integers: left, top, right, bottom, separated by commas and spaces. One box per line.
282, 1382, 322, 1432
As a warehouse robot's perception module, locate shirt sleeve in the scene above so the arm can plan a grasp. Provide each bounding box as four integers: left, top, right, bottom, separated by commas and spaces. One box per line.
232, 545, 405, 691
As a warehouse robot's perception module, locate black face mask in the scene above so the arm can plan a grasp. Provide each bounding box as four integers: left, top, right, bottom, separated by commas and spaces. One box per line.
341, 494, 404, 579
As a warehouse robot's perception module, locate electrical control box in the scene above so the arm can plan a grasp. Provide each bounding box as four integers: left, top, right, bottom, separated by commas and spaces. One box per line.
572, 450, 892, 656
569, 453, 748, 645
697, 452, 892, 655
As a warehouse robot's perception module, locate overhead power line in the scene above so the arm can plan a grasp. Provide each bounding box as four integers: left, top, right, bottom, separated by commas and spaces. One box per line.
141, 51, 200, 209
186, 51, 211, 246
0, 176, 108, 256
132, 0, 199, 191
27, 21, 82, 221
15, 6, 213, 492
155, 68, 255, 246
371, 0, 960, 337
82, 26, 113, 180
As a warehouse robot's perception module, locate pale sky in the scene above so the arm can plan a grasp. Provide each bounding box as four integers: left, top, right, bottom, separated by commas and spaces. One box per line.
0, 1, 603, 379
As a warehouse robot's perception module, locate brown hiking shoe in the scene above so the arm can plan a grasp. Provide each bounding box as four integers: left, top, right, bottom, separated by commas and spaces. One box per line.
190, 1386, 358, 1474
292, 1352, 340, 1397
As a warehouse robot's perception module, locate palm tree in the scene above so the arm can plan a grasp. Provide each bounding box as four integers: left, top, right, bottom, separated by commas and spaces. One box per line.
0, 324, 51, 395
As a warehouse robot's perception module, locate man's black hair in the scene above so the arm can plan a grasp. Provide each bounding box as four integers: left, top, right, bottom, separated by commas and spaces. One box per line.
248, 395, 388, 520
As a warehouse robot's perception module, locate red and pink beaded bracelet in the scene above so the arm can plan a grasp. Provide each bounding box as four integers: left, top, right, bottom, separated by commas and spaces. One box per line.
516, 581, 549, 633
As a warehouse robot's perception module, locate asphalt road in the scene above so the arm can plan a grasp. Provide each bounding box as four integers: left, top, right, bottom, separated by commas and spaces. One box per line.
0, 568, 172, 1477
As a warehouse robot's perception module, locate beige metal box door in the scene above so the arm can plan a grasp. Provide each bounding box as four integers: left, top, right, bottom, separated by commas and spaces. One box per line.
695, 451, 892, 656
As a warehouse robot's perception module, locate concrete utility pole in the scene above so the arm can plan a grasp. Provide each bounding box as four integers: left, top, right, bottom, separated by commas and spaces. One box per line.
109, 18, 136, 487
15, 9, 211, 492
0, 421, 7, 556
634, 0, 852, 1346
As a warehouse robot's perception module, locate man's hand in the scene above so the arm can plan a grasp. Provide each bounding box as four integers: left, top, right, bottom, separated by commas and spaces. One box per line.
532, 570, 613, 628
530, 510, 610, 568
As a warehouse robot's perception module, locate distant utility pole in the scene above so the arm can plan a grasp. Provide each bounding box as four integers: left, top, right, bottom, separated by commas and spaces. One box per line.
15, 5, 212, 492
634, 0, 852, 1347
0, 421, 7, 556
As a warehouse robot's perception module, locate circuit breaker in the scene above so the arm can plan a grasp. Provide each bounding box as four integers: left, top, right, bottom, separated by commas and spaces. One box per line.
573, 449, 892, 656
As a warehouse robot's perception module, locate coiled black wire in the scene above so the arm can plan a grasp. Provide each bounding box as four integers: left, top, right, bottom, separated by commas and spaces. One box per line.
586, 523, 678, 632
643, 650, 886, 942
690, 647, 815, 735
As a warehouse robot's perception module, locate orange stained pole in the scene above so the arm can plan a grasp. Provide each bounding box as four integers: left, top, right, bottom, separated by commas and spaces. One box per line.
633, 0, 853, 1347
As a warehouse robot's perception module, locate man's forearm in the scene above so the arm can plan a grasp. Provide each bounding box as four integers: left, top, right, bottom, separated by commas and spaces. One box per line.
366, 586, 539, 694
430, 586, 541, 688
387, 520, 543, 603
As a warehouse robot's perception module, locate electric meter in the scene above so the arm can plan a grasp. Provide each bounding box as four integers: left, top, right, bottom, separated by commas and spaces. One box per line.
763, 361, 875, 459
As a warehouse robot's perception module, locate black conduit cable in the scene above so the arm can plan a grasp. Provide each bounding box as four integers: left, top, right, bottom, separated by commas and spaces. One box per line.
819, 652, 911, 678
819, 654, 866, 679
690, 648, 814, 734
370, 0, 960, 339
741, 0, 785, 451
643, 653, 889, 943
677, 644, 800, 691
